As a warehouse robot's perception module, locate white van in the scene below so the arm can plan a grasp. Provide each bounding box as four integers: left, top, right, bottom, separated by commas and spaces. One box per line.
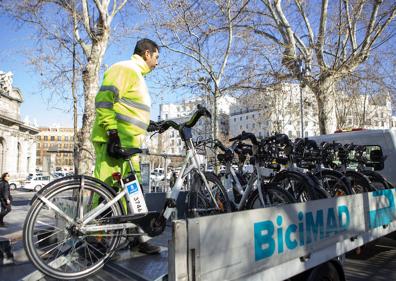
22, 175, 51, 192
309, 129, 396, 185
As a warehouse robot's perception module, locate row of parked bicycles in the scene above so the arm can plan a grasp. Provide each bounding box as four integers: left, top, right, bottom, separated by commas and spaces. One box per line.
22, 105, 391, 279
193, 129, 390, 213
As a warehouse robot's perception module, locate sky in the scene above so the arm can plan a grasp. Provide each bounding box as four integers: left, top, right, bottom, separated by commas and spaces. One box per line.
0, 11, 172, 128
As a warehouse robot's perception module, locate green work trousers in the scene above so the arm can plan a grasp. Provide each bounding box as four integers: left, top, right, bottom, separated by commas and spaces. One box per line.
93, 142, 141, 212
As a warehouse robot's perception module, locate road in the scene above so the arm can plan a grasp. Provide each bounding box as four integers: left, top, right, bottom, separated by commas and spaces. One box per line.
1, 189, 396, 281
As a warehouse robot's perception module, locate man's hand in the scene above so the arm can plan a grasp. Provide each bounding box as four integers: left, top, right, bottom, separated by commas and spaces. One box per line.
6, 199, 10, 205
107, 129, 121, 158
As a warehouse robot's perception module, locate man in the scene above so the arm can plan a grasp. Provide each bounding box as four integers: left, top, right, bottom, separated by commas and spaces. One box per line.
91, 38, 160, 254
0, 172, 12, 227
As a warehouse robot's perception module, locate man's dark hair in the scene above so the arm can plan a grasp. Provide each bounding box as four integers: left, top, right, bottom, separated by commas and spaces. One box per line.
134, 38, 159, 57
1, 173, 8, 181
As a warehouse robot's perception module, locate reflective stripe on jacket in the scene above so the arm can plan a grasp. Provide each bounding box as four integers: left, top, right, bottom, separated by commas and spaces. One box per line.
91, 54, 151, 148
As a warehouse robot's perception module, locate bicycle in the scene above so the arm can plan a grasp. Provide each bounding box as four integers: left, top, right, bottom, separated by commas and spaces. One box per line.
292, 138, 353, 197
213, 137, 295, 210
23, 105, 231, 280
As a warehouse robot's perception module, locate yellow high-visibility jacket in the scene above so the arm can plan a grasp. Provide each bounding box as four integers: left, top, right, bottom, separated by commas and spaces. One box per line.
91, 54, 151, 148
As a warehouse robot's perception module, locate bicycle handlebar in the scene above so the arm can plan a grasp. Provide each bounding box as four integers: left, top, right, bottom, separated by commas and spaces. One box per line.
229, 131, 259, 145
148, 104, 211, 133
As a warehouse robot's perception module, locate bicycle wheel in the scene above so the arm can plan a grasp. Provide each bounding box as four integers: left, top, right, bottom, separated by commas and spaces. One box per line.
271, 170, 318, 202
23, 176, 123, 280
314, 170, 353, 197
245, 183, 296, 209
186, 171, 231, 218
360, 170, 392, 190
345, 170, 376, 193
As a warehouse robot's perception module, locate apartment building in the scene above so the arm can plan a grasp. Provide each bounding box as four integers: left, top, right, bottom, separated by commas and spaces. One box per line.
36, 127, 75, 171
229, 83, 320, 139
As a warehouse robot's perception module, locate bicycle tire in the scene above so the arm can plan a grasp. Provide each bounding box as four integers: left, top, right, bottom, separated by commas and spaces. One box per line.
271, 170, 318, 202
186, 171, 231, 218
345, 170, 376, 193
23, 176, 123, 280
314, 169, 353, 196
245, 184, 296, 209
360, 170, 393, 190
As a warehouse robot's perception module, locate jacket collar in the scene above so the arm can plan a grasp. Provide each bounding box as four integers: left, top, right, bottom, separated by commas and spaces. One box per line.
131, 54, 151, 76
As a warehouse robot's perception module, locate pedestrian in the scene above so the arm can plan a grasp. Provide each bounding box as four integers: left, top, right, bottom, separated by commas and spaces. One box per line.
0, 172, 12, 227
91, 38, 160, 254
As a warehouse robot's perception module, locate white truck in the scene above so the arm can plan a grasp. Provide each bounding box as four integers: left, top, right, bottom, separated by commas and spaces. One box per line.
22, 129, 396, 281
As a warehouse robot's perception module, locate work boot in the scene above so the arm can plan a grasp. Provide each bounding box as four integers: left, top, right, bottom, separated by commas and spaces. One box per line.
138, 242, 161, 254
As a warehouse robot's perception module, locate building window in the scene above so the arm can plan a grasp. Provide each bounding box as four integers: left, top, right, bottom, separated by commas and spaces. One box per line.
252, 114, 255, 119
240, 125, 242, 129
305, 131, 308, 137
252, 123, 255, 128
381, 121, 385, 126
64, 136, 68, 141
234, 117, 236, 122
305, 121, 308, 127
240, 117, 242, 121
246, 116, 248, 120
57, 136, 61, 141
44, 136, 48, 141
246, 124, 249, 129
50, 136, 55, 141
37, 143, 40, 148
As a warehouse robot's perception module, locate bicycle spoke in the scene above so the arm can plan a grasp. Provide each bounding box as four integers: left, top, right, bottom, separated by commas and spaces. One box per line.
34, 229, 64, 246
36, 220, 64, 232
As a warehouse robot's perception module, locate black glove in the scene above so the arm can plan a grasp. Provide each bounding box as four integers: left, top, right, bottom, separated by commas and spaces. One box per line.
107, 129, 121, 158
147, 120, 159, 132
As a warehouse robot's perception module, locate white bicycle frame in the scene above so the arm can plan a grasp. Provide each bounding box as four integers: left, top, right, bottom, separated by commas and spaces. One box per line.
73, 140, 219, 233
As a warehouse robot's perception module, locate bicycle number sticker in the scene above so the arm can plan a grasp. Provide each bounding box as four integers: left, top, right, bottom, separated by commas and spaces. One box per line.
125, 180, 148, 214
127, 181, 139, 194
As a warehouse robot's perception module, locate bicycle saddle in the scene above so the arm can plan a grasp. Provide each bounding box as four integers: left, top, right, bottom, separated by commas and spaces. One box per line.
114, 147, 142, 159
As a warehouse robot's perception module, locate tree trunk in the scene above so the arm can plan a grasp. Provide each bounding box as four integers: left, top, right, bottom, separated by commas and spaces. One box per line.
310, 78, 338, 135
77, 39, 109, 175
71, 42, 79, 174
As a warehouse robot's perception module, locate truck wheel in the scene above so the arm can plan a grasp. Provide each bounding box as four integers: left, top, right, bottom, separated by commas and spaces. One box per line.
10, 183, 17, 190
306, 262, 340, 281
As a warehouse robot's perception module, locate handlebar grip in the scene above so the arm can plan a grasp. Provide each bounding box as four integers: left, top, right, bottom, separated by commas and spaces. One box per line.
275, 134, 290, 144
197, 104, 212, 118
214, 139, 227, 151
185, 104, 211, 128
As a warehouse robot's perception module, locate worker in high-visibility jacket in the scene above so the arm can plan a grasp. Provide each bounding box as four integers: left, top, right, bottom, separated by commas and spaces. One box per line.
91, 38, 160, 255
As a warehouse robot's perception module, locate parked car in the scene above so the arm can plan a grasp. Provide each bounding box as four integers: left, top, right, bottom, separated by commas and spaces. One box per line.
150, 171, 165, 182
9, 181, 19, 190
52, 171, 69, 178
27, 172, 43, 180
21, 175, 51, 192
